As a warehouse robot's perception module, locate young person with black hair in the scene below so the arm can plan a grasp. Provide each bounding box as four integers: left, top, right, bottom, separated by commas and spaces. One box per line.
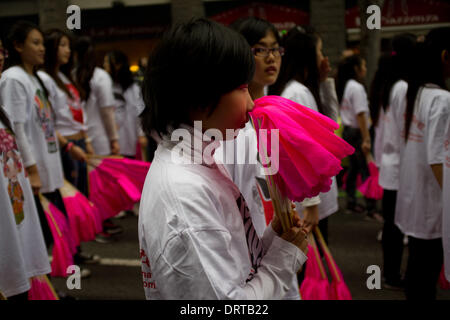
369, 33, 417, 290
269, 25, 340, 244
0, 21, 91, 280
39, 28, 100, 265
138, 18, 308, 299
73, 36, 123, 240
0, 35, 51, 301
335, 54, 379, 219
104, 50, 147, 159
393, 27, 450, 300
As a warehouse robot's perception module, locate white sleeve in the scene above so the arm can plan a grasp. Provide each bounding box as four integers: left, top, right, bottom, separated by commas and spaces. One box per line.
94, 71, 115, 108
13, 122, 36, 167
152, 228, 306, 300
99, 106, 119, 141
351, 83, 369, 116
320, 78, 340, 122
0, 78, 28, 124
301, 195, 321, 207
427, 95, 450, 165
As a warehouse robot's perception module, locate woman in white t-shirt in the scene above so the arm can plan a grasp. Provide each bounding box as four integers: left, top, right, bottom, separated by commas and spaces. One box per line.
73, 37, 119, 157
336, 54, 377, 217
103, 50, 147, 158
73, 36, 123, 240
41, 29, 90, 196
396, 27, 450, 300
368, 34, 417, 290
0, 107, 51, 299
270, 26, 341, 243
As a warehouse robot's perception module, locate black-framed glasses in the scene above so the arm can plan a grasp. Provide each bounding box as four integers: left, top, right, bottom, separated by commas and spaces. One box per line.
251, 47, 285, 58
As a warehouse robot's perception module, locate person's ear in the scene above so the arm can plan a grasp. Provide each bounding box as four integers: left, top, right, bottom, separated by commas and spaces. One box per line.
13, 41, 24, 54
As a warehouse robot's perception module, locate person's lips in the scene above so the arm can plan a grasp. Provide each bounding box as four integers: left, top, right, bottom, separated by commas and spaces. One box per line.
265, 66, 277, 74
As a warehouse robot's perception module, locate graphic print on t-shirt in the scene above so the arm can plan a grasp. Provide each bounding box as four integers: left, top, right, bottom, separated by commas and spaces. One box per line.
236, 193, 263, 282
0, 128, 25, 225
34, 89, 57, 153
65, 83, 83, 124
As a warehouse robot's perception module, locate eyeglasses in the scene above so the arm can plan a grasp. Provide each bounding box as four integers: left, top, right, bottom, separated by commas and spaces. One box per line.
251, 47, 285, 58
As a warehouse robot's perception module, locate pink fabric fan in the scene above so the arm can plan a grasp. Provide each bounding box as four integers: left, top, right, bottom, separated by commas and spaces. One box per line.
41, 195, 76, 277
250, 96, 354, 202
358, 161, 383, 200
28, 275, 59, 300
314, 227, 352, 300
60, 180, 102, 246
88, 157, 150, 220
439, 265, 450, 290
300, 239, 331, 300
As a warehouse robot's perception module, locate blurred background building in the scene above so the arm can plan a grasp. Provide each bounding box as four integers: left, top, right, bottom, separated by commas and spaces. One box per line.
0, 0, 449, 83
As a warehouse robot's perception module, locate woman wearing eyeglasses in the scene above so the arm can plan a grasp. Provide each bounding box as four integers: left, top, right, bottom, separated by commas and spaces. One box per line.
214, 17, 304, 300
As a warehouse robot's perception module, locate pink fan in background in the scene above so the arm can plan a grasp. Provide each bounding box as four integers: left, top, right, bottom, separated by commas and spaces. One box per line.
28, 275, 59, 300
250, 95, 354, 202
88, 156, 150, 221
40, 195, 76, 278
358, 155, 383, 200
60, 180, 102, 246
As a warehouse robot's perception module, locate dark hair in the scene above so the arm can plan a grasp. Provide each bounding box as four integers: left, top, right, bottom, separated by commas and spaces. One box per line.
5, 20, 50, 99
269, 26, 325, 115
335, 54, 364, 104
141, 18, 255, 137
0, 107, 13, 133
230, 17, 280, 47
404, 27, 450, 142
73, 36, 96, 101
369, 33, 416, 127
42, 28, 79, 99
105, 50, 134, 91
5, 20, 42, 69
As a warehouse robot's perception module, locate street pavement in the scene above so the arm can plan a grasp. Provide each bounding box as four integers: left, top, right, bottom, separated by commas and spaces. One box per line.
51, 196, 450, 300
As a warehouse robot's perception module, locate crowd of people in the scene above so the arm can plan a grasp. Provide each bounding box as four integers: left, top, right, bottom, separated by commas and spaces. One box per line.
0, 16, 449, 301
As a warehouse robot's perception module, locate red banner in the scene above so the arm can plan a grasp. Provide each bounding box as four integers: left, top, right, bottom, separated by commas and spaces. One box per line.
346, 0, 450, 29
210, 2, 309, 31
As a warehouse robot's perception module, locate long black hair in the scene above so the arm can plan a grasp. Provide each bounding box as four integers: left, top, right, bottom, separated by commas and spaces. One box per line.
369, 33, 416, 127
105, 50, 134, 91
230, 16, 281, 47
404, 27, 450, 142
335, 54, 364, 105
269, 26, 324, 115
4, 20, 50, 100
42, 28, 79, 99
141, 18, 255, 137
73, 36, 96, 101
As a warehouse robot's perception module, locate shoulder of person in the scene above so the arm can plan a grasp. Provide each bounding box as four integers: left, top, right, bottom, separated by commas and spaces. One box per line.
36, 70, 55, 86
427, 87, 450, 115
92, 67, 113, 85
1, 66, 28, 83
347, 79, 365, 92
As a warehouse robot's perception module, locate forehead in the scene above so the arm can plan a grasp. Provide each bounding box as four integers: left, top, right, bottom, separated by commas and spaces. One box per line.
255, 31, 279, 47
26, 29, 43, 41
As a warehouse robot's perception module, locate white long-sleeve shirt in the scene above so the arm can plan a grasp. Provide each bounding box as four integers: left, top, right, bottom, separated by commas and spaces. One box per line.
138, 126, 307, 299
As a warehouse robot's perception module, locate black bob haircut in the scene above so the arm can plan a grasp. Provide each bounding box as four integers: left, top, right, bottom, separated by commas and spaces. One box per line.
230, 16, 281, 47
141, 18, 255, 137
